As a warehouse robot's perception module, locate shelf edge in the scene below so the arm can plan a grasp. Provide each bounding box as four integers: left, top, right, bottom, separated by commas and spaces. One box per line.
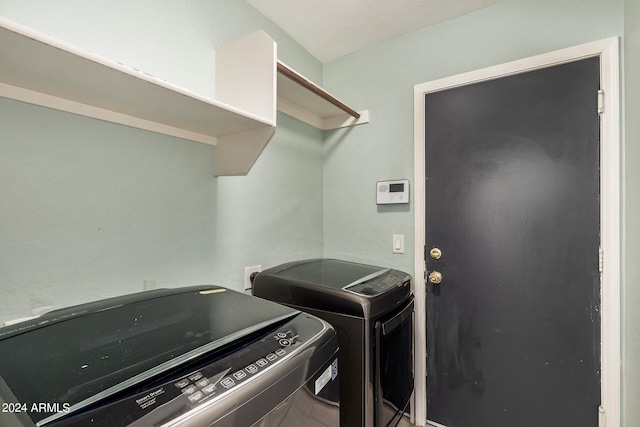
0, 82, 218, 145
323, 110, 370, 130
277, 96, 370, 131
276, 61, 362, 120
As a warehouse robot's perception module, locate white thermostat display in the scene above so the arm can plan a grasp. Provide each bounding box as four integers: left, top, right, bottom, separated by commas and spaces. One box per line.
376, 180, 410, 205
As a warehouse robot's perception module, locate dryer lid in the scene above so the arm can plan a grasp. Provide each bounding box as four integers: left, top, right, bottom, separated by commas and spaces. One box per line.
269, 258, 401, 296
0, 286, 297, 425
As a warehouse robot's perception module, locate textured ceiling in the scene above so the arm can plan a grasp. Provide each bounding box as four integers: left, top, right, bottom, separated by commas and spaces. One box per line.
247, 0, 504, 62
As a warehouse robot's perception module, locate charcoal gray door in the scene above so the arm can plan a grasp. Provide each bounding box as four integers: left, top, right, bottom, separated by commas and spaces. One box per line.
424, 57, 601, 427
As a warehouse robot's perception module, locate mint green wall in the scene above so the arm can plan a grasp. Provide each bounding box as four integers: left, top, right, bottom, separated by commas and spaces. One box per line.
623, 0, 640, 425
0, 0, 324, 323
322, 0, 623, 274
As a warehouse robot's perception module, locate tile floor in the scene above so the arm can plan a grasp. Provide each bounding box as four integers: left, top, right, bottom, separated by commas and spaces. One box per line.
253, 386, 417, 426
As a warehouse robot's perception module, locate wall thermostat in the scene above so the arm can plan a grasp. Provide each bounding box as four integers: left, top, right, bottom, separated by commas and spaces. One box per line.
376, 179, 409, 205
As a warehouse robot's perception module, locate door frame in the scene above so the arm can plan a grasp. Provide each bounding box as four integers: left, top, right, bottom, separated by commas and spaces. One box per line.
413, 37, 620, 427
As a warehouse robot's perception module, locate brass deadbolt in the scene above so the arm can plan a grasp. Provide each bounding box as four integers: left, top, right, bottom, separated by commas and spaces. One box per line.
428, 271, 443, 285
429, 247, 442, 260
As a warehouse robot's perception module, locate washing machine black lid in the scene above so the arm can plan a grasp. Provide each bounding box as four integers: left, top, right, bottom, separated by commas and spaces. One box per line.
254, 259, 412, 318
266, 259, 410, 296
0, 286, 297, 425
269, 259, 391, 294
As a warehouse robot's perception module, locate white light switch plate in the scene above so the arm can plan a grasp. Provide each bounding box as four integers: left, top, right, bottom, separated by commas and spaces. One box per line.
392, 234, 404, 254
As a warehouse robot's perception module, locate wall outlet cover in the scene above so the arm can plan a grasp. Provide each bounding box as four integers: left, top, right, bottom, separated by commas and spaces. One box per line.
244, 265, 262, 290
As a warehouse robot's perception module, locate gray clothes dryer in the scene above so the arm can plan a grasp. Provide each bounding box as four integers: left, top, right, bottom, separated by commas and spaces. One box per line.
0, 286, 339, 427
252, 259, 414, 427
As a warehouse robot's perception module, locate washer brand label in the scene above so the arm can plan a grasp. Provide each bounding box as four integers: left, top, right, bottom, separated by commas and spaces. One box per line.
136, 388, 165, 409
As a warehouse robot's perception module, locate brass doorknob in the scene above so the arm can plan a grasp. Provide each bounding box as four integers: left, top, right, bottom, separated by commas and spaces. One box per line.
428, 271, 443, 284
430, 247, 442, 260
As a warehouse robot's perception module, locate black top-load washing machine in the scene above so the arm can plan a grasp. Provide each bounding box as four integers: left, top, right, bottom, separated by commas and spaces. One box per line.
252, 259, 414, 427
0, 285, 339, 427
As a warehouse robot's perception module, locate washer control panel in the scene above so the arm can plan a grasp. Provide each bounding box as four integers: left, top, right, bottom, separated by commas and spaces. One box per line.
174, 328, 300, 405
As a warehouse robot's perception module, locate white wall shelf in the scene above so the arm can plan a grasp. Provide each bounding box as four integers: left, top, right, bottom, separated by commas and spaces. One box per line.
276, 61, 369, 130
0, 18, 367, 176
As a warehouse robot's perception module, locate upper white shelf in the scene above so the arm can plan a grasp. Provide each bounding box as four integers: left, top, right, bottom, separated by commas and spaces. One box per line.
276, 61, 369, 130
0, 17, 367, 175
0, 17, 276, 176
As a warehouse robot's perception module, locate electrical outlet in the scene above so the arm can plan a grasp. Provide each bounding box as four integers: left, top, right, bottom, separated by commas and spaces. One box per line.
244, 265, 262, 290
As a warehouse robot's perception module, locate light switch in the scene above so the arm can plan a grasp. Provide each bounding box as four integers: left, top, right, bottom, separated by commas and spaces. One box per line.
392, 234, 404, 254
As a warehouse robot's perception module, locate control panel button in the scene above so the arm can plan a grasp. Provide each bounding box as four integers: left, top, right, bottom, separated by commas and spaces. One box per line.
220, 377, 235, 389
245, 364, 258, 374
196, 379, 209, 388
189, 372, 203, 382
175, 379, 190, 389
233, 370, 247, 380
266, 353, 277, 361
187, 391, 204, 403
202, 384, 216, 395
181, 385, 198, 395
256, 358, 268, 367
279, 339, 292, 346
277, 332, 287, 338
275, 348, 287, 357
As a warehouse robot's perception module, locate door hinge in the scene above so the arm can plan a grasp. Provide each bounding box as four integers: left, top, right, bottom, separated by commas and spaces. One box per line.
599, 405, 606, 427
598, 89, 605, 114
599, 247, 604, 273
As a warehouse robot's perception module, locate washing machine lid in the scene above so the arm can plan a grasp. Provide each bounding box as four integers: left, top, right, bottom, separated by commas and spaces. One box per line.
268, 259, 398, 296
0, 286, 297, 426
254, 259, 412, 318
